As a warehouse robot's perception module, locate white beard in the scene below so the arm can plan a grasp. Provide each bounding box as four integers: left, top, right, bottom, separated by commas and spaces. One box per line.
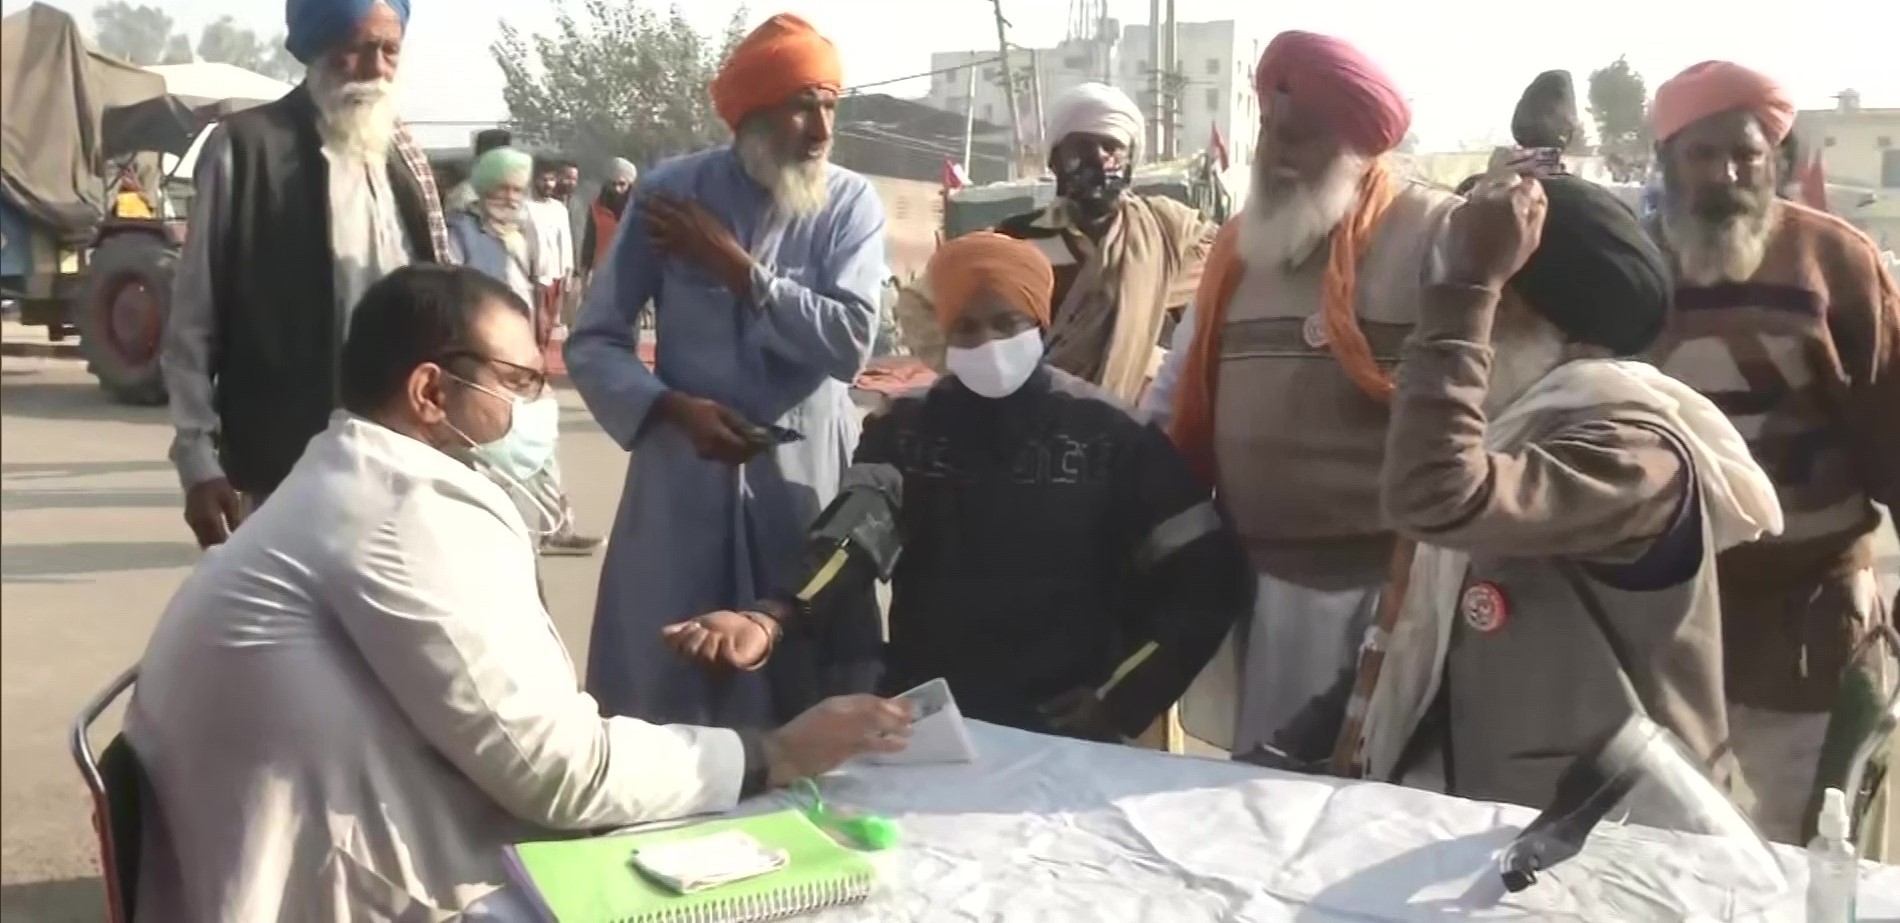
307, 64, 402, 165
736, 123, 829, 220
1658, 200, 1774, 287
1483, 304, 1568, 417
1237, 153, 1368, 269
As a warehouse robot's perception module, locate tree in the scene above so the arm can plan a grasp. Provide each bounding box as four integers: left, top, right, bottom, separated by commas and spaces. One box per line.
161, 34, 195, 65
255, 35, 306, 84
493, 1, 749, 170
196, 16, 266, 72
191, 17, 304, 83
1588, 56, 1652, 182
93, 1, 176, 65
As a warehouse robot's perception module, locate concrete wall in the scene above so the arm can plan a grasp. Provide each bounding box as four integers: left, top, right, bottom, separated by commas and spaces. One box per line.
865, 176, 944, 280
1795, 107, 1900, 190
922, 19, 1259, 166
1120, 20, 1257, 165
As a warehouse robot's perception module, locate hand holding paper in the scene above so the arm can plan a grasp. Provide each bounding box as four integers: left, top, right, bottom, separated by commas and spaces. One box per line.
869, 679, 978, 766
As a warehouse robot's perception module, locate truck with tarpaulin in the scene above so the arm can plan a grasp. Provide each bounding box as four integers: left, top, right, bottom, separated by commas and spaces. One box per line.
1, 3, 282, 404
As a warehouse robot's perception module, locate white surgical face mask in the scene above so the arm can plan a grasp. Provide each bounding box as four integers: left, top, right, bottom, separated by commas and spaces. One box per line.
946, 328, 1044, 399
446, 377, 567, 535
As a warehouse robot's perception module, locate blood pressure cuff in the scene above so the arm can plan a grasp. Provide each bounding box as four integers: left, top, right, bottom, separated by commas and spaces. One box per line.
789, 464, 904, 617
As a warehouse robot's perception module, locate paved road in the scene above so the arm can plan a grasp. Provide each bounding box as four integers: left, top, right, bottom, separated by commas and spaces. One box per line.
0, 357, 632, 921
1, 355, 1895, 920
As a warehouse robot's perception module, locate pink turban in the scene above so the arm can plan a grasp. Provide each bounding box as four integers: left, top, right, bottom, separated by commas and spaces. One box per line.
1255, 31, 1411, 155
1651, 61, 1796, 145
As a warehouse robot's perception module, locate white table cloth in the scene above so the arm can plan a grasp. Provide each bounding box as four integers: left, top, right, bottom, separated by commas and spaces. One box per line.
488, 721, 1900, 922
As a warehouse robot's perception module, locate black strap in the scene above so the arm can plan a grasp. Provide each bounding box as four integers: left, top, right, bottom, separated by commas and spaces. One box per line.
1554, 562, 1651, 719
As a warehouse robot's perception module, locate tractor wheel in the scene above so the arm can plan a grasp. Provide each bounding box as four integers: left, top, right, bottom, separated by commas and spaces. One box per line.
76, 233, 176, 406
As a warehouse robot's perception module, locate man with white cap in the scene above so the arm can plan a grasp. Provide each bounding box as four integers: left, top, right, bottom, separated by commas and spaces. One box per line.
897, 82, 1216, 404
580, 157, 639, 286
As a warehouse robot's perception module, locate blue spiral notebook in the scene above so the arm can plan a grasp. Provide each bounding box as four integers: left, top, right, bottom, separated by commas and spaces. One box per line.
503, 809, 876, 923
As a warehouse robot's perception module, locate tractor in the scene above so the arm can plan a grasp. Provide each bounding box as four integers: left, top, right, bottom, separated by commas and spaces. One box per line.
2, 3, 276, 405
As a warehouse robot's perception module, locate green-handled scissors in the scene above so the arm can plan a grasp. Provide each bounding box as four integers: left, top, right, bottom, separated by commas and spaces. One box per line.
794, 779, 899, 851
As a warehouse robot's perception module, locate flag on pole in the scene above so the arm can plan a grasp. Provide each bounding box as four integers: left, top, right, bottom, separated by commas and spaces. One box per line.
1798, 152, 1829, 213
1209, 124, 1230, 171
941, 157, 970, 192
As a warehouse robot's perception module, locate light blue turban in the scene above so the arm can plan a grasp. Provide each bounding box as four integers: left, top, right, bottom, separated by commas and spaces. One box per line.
286, 0, 411, 65
469, 147, 534, 195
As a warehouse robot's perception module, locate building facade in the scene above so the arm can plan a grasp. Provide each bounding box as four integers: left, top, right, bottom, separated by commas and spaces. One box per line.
921, 18, 1260, 167
1792, 92, 1900, 191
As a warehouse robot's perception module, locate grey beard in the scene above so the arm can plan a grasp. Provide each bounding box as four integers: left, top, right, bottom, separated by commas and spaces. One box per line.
1658, 200, 1774, 287
735, 123, 829, 219
306, 65, 400, 164
1238, 153, 1368, 269
1483, 307, 1567, 418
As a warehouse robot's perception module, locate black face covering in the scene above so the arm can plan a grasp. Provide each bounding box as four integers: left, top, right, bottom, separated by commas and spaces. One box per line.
1054, 154, 1132, 216
599, 185, 631, 215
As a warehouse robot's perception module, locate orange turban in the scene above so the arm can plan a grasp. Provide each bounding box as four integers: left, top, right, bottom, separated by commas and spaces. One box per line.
927, 232, 1054, 329
1652, 61, 1796, 145
709, 14, 843, 131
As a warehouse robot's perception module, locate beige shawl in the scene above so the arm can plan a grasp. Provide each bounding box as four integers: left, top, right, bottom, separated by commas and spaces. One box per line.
897, 194, 1214, 402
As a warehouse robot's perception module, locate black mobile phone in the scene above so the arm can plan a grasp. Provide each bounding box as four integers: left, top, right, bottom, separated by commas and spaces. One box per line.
1524, 147, 1567, 175
735, 421, 805, 447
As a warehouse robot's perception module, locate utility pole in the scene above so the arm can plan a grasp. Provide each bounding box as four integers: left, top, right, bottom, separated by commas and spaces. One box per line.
988, 0, 1026, 180
962, 59, 978, 176
1163, 0, 1178, 160
1029, 49, 1048, 160
1147, 0, 1162, 160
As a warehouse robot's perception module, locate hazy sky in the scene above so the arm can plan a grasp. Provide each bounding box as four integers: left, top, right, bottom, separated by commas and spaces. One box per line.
9, 0, 1896, 150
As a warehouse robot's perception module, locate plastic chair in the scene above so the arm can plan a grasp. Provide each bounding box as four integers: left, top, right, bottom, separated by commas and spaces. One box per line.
69, 666, 141, 923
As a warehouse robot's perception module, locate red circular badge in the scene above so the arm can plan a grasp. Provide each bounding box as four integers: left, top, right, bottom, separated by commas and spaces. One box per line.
1460, 582, 1510, 634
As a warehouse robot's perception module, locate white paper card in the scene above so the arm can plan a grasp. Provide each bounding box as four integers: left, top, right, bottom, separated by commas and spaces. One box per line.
870, 678, 978, 765
629, 830, 788, 894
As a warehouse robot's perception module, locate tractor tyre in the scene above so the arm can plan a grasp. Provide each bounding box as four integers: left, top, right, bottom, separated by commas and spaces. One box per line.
76, 232, 176, 407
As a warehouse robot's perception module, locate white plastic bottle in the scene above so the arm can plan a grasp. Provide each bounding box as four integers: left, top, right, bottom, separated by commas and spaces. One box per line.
1807, 787, 1858, 923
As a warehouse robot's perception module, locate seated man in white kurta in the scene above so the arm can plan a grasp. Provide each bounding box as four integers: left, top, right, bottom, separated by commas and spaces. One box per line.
126, 264, 911, 921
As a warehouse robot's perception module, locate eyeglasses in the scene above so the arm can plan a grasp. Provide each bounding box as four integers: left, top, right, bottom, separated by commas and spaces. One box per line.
439, 350, 548, 401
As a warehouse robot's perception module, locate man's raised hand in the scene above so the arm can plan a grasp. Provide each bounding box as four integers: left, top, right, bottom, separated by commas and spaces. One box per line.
1445, 170, 1548, 291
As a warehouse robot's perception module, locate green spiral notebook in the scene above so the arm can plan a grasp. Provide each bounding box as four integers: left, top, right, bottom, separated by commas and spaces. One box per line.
503, 809, 877, 923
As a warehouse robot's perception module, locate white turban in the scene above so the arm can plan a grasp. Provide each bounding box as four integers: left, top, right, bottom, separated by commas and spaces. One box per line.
1047, 82, 1143, 152
610, 158, 639, 183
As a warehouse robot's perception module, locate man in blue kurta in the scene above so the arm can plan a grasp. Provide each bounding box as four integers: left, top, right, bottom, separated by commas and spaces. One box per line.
567, 13, 889, 727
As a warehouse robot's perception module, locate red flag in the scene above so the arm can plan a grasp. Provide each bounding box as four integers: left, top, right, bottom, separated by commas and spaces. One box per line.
941, 157, 969, 192
1209, 124, 1230, 171
1798, 153, 1829, 213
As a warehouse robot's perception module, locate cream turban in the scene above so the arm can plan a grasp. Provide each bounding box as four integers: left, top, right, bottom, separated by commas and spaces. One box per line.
1047, 82, 1143, 152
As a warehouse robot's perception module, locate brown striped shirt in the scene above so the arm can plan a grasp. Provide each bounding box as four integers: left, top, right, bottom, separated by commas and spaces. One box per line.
1649, 200, 1900, 710
1211, 182, 1461, 588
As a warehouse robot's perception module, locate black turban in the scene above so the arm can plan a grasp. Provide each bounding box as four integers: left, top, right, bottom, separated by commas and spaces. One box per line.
1509, 174, 1672, 356
1511, 70, 1581, 151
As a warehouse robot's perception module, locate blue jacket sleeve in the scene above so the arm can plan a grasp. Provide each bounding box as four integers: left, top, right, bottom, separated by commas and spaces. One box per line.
744, 178, 888, 384
564, 197, 664, 450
